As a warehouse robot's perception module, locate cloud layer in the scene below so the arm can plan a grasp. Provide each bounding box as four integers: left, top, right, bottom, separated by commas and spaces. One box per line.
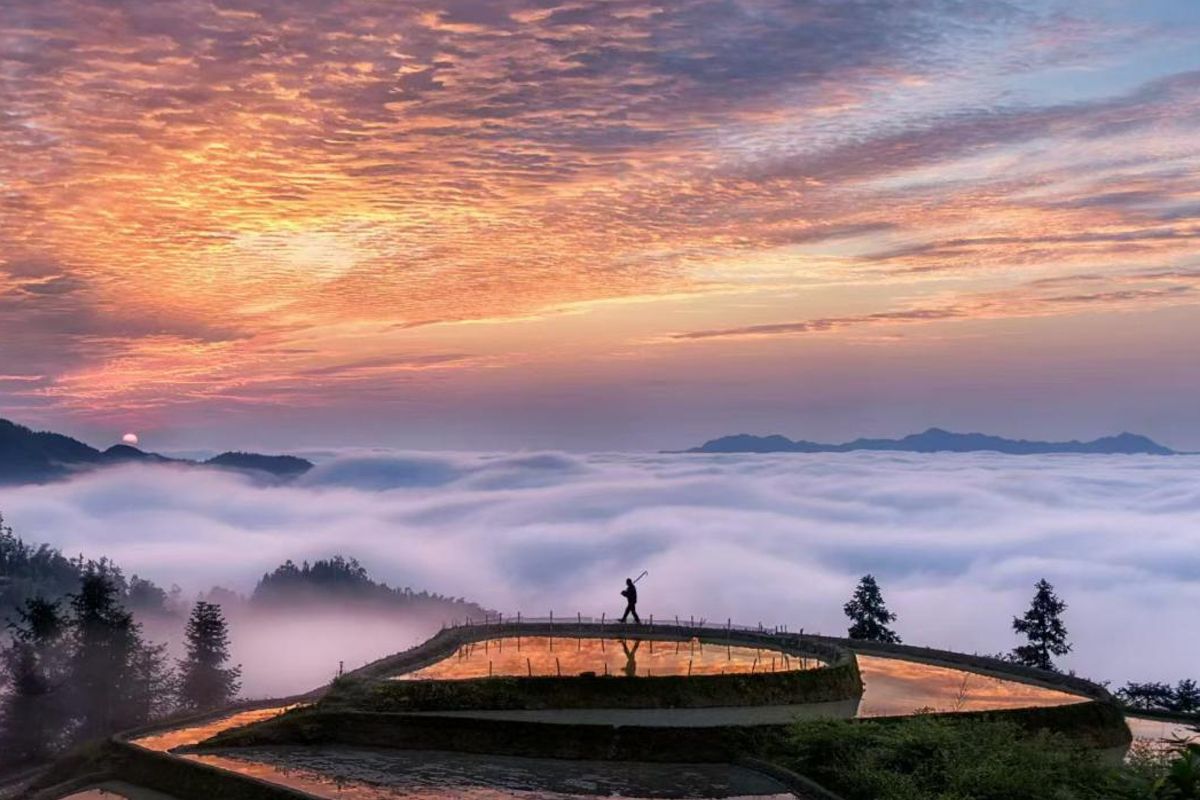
1, 2, 1199, 447
1, 451, 1197, 686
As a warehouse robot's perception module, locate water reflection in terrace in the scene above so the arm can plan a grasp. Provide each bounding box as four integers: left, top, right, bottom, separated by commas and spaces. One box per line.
131, 705, 299, 752
1125, 716, 1200, 751
394, 636, 823, 680
856, 655, 1087, 716
187, 747, 794, 800
59, 784, 180, 800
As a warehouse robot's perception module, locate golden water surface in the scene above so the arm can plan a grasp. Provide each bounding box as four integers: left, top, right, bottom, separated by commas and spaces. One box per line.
394, 636, 823, 680
131, 705, 298, 752
855, 655, 1087, 716
124, 651, 1197, 800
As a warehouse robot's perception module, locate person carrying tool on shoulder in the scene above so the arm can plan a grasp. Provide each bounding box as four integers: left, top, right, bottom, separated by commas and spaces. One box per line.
620, 576, 641, 624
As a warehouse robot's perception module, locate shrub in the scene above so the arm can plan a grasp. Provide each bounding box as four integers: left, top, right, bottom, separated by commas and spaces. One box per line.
779, 715, 1136, 800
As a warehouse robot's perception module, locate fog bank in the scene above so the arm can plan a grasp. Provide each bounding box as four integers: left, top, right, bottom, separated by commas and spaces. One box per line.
1, 451, 1197, 688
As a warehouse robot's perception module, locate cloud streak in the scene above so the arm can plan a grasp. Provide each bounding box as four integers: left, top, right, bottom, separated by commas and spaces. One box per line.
668, 268, 1200, 340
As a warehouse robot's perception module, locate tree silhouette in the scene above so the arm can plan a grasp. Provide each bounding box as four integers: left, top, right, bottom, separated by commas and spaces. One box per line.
66, 568, 172, 737
250, 554, 487, 619
1119, 679, 1200, 715
0, 598, 69, 766
1011, 579, 1071, 671
177, 601, 241, 711
844, 574, 901, 643
126, 638, 175, 723
0, 514, 81, 614
127, 575, 171, 616
1176, 679, 1200, 715
1117, 681, 1176, 712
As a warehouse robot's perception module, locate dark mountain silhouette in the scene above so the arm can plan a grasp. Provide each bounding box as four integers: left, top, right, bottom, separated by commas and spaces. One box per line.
682, 427, 1177, 456
205, 451, 313, 478
102, 444, 181, 464
0, 418, 314, 485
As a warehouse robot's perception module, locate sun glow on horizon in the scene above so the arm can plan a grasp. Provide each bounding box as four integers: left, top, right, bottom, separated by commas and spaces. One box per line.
0, 0, 1198, 447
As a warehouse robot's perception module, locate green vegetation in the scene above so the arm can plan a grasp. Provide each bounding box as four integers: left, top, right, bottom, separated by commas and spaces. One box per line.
0, 597, 69, 763
1012, 578, 1071, 671
0, 516, 239, 770
2, 514, 484, 625
0, 512, 492, 776
252, 555, 485, 618
177, 601, 241, 711
779, 715, 1199, 800
68, 569, 174, 738
0, 576, 244, 772
844, 574, 901, 643
1135, 745, 1200, 799
0, 567, 180, 768
1, 514, 179, 618
1119, 681, 1200, 717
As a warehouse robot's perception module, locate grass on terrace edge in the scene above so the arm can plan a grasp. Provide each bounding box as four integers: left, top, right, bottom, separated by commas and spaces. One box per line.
776, 714, 1198, 800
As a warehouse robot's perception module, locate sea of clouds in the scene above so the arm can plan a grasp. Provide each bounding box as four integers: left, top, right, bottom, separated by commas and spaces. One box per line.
0, 450, 1197, 689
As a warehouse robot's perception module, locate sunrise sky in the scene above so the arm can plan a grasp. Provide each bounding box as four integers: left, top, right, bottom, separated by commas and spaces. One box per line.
2, 0, 1199, 451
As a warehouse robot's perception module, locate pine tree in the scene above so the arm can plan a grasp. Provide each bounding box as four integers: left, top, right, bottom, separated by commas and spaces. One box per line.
126, 639, 176, 723
1173, 679, 1199, 714
0, 598, 69, 766
66, 568, 173, 738
0, 643, 49, 767
1011, 579, 1071, 671
67, 569, 134, 738
177, 601, 241, 711
1117, 681, 1176, 711
844, 574, 901, 643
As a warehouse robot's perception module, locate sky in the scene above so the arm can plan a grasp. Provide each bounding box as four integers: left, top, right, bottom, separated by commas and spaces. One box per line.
2, 0, 1200, 451
1, 451, 1196, 686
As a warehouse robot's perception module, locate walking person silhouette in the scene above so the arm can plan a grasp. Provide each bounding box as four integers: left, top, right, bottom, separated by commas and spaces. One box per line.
620, 577, 640, 624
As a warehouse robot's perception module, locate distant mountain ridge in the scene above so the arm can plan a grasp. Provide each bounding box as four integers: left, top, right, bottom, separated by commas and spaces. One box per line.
0, 418, 314, 485
681, 427, 1178, 456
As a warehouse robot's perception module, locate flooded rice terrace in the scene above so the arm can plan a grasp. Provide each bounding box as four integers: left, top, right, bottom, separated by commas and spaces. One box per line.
855, 655, 1085, 716
131, 707, 791, 799
394, 636, 823, 680
126, 650, 1185, 799
390, 635, 1084, 717
186, 748, 794, 799
59, 788, 176, 800
1124, 716, 1200, 751
130, 706, 792, 799
131, 705, 306, 752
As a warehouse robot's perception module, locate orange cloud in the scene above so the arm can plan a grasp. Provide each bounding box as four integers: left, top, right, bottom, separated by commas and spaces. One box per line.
1, 0, 1198, 431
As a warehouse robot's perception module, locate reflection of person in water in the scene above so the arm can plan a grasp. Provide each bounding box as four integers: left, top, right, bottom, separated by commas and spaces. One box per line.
620, 637, 641, 677
620, 578, 640, 624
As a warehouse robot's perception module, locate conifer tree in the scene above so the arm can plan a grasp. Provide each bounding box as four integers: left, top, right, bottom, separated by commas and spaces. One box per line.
1011, 579, 1071, 671
1173, 679, 1199, 714
66, 568, 173, 737
844, 574, 901, 643
177, 601, 241, 711
126, 639, 176, 723
0, 598, 69, 766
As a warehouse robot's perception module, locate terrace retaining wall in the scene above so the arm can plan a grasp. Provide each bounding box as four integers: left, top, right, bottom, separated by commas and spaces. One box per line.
54, 621, 1133, 800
